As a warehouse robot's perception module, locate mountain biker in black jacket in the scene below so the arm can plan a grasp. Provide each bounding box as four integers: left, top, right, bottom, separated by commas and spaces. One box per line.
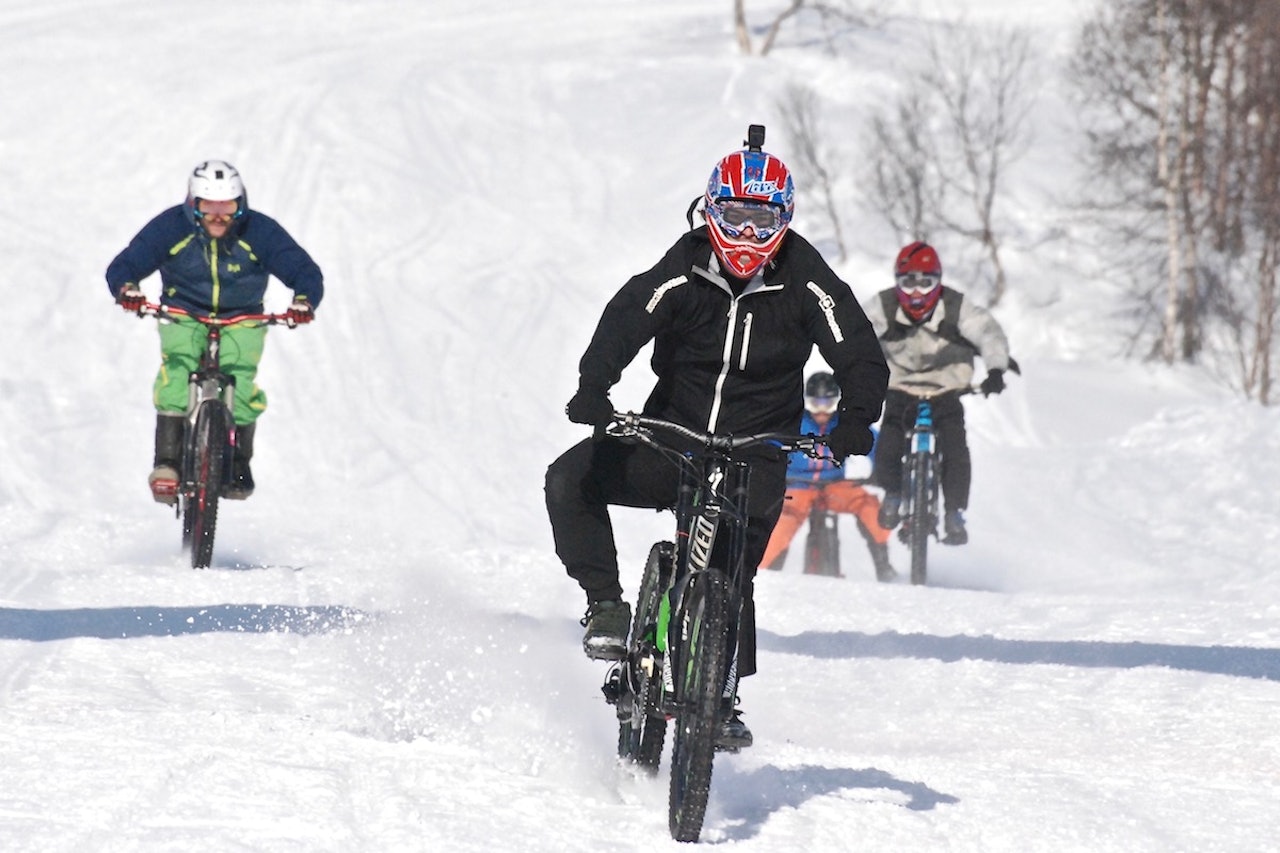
545, 136, 888, 749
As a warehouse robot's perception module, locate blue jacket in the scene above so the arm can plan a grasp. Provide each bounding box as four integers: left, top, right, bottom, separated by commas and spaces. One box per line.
106, 205, 323, 317
787, 411, 878, 487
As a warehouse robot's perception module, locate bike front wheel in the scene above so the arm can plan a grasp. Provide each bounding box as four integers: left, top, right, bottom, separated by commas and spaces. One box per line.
907, 452, 934, 585
668, 568, 730, 843
618, 542, 673, 772
182, 401, 229, 569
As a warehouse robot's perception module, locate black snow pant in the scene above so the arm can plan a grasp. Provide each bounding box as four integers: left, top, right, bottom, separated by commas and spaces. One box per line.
545, 435, 787, 678
873, 389, 972, 514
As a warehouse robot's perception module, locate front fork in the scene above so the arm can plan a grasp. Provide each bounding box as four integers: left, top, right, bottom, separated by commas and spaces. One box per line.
181, 371, 237, 490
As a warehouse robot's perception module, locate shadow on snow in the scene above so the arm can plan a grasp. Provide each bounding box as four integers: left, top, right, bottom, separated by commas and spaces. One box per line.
0, 603, 369, 641
758, 628, 1280, 682
712, 763, 959, 842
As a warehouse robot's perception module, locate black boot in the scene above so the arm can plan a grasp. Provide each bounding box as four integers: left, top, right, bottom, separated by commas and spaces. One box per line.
224, 422, 255, 500
870, 541, 897, 582
148, 413, 184, 505
716, 695, 753, 752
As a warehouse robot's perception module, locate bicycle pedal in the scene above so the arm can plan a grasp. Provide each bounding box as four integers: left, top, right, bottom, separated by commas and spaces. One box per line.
601, 668, 623, 705
149, 480, 178, 505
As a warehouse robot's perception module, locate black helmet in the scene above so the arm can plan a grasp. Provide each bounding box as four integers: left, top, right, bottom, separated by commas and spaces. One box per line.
804, 371, 840, 414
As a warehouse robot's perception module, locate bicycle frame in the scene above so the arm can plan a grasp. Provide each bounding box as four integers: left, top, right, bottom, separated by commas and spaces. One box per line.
134, 302, 292, 567
602, 413, 824, 842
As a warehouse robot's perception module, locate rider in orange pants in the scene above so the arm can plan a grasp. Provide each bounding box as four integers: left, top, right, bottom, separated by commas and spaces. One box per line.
761, 372, 897, 581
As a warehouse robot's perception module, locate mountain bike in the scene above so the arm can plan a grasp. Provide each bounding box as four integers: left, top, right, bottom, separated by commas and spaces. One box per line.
895, 363, 1018, 585
599, 412, 825, 843
134, 302, 297, 569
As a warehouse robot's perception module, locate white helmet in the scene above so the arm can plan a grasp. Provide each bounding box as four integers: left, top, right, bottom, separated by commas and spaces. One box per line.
188, 160, 245, 204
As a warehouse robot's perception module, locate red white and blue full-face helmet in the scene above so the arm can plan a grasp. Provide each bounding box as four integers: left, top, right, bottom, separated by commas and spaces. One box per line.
894, 241, 943, 322
704, 150, 795, 279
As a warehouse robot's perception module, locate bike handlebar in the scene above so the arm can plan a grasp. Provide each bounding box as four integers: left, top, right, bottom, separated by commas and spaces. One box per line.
132, 301, 300, 328
606, 412, 828, 457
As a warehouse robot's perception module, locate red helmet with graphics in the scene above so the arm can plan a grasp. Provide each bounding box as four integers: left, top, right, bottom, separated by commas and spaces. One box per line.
704, 149, 795, 279
894, 241, 943, 322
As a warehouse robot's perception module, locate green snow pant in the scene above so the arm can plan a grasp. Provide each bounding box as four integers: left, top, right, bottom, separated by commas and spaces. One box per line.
154, 315, 268, 425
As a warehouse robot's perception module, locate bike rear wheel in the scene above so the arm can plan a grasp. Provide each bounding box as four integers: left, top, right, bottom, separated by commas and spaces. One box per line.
183, 401, 229, 569
618, 542, 673, 772
668, 568, 730, 843
804, 509, 841, 577
908, 452, 933, 585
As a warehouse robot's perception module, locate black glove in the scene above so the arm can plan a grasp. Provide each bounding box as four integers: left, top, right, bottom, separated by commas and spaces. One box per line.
286, 296, 314, 326
826, 417, 875, 460
980, 368, 1006, 397
565, 385, 614, 426
116, 283, 145, 313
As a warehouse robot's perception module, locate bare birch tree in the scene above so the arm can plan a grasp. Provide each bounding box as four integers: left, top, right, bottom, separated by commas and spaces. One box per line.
923, 23, 1035, 307
1072, 0, 1280, 401
862, 20, 1035, 306
733, 0, 873, 56
776, 83, 848, 261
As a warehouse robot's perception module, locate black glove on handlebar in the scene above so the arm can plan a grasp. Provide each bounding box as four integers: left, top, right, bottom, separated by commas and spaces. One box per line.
116, 283, 145, 313
565, 385, 614, 427
980, 368, 1006, 397
827, 417, 875, 460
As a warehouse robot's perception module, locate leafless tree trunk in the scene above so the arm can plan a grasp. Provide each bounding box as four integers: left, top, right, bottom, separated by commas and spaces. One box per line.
1156, 0, 1183, 363
733, 1, 874, 56
734, 0, 752, 54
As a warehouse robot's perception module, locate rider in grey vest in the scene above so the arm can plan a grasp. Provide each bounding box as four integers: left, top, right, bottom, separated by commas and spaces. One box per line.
861, 242, 1010, 545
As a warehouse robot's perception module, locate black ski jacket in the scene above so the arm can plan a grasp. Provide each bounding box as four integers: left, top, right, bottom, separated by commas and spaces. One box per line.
576, 227, 888, 437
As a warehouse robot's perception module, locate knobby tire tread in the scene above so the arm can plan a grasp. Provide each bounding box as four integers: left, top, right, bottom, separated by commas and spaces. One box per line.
909, 452, 931, 585
618, 542, 671, 772
186, 402, 227, 569
669, 569, 730, 843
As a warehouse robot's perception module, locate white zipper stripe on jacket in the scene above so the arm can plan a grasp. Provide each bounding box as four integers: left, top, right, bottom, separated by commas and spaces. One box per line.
707, 298, 740, 432
739, 312, 754, 371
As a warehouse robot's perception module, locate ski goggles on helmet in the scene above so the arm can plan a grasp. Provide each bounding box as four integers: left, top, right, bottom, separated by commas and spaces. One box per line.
895, 271, 941, 294
194, 198, 244, 221
710, 199, 784, 242
805, 395, 840, 415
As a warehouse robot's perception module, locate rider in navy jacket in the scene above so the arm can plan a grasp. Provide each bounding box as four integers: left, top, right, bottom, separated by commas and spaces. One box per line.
106, 203, 323, 316
107, 160, 322, 506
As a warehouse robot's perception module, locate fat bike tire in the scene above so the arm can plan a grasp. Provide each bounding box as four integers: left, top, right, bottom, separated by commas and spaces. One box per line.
618, 542, 672, 772
668, 568, 730, 843
804, 510, 841, 577
908, 453, 932, 585
184, 402, 227, 569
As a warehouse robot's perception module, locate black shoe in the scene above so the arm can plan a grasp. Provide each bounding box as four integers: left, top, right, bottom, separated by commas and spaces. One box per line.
942, 509, 967, 545
581, 599, 630, 661
716, 700, 753, 752
878, 495, 901, 529
148, 463, 179, 506
223, 457, 255, 500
